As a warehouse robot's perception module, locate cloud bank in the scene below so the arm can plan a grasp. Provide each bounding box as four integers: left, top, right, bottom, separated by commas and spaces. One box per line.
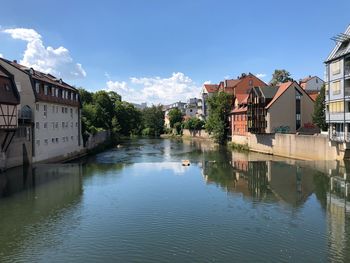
106, 72, 202, 105
2, 28, 86, 80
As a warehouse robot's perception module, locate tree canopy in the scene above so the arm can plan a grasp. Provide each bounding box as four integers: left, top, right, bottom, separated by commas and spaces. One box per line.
205, 92, 233, 144
168, 108, 183, 128
269, 69, 293, 86
312, 85, 328, 131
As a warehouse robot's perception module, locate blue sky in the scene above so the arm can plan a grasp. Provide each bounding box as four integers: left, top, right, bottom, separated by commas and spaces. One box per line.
0, 0, 349, 104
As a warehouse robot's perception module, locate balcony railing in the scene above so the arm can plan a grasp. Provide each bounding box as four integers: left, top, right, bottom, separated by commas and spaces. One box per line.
331, 131, 345, 142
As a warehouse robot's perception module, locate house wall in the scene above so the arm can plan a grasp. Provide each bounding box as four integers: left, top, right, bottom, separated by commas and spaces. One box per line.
232, 113, 248, 136
266, 83, 314, 133
33, 102, 83, 162
182, 129, 210, 139
304, 77, 324, 91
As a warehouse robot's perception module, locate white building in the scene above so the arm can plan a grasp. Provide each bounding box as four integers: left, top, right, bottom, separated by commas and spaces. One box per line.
299, 75, 324, 92
0, 58, 83, 163
163, 101, 186, 128
185, 98, 203, 119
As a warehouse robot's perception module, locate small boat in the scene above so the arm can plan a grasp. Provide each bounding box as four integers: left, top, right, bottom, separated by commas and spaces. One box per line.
182, 160, 190, 166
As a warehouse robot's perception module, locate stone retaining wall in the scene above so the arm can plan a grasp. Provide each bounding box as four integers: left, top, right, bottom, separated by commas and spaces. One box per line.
232, 133, 343, 160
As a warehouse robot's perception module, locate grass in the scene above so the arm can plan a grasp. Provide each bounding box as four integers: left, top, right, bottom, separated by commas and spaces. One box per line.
228, 142, 249, 152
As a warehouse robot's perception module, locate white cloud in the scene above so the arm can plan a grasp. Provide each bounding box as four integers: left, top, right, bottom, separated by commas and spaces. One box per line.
0, 53, 3, 58
106, 72, 202, 105
2, 27, 86, 80
256, 73, 266, 78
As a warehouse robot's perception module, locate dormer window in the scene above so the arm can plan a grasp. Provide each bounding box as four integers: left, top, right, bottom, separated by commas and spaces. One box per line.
44, 84, 49, 95
29, 68, 34, 75
35, 82, 40, 93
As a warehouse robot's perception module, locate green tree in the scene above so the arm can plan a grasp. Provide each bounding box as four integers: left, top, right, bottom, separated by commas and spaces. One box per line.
205, 92, 233, 144
115, 101, 142, 135
93, 91, 115, 129
142, 105, 164, 136
78, 88, 93, 104
270, 69, 293, 86
312, 85, 328, 131
168, 108, 183, 128
184, 117, 205, 130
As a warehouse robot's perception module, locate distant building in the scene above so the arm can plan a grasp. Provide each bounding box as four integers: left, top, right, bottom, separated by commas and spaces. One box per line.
0, 58, 83, 164
299, 75, 324, 92
247, 81, 314, 134
132, 102, 147, 110
201, 73, 267, 119
163, 101, 186, 128
185, 98, 203, 119
324, 25, 350, 142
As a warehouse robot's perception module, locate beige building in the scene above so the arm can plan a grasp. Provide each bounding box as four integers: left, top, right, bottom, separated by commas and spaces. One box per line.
0, 58, 83, 164
248, 81, 315, 134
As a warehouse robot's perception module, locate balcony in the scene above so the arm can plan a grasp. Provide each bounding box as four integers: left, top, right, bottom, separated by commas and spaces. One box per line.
18, 106, 32, 123
331, 131, 345, 142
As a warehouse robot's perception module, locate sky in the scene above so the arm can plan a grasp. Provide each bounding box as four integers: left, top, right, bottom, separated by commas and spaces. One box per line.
0, 0, 349, 105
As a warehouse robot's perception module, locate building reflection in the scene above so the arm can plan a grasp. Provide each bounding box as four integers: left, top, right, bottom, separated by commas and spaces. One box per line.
0, 163, 83, 260
201, 151, 316, 206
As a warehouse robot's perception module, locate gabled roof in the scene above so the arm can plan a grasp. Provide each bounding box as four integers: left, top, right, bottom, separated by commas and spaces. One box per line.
259, 86, 279, 99
326, 24, 350, 62
0, 58, 77, 91
265, 82, 293, 109
203, 84, 219, 93
235, 93, 249, 104
0, 64, 20, 105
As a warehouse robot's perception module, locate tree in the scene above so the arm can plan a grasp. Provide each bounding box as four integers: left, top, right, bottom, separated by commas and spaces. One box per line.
312, 85, 328, 131
78, 88, 93, 104
93, 91, 115, 129
205, 92, 233, 144
142, 105, 164, 136
168, 108, 183, 128
270, 69, 293, 86
184, 117, 205, 130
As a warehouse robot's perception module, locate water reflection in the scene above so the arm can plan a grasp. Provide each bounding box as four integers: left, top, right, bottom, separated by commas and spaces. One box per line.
2, 139, 350, 262
0, 164, 83, 262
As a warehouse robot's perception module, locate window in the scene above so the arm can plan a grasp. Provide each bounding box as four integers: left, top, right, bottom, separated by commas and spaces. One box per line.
55, 122, 58, 129
62, 137, 66, 142
249, 80, 253, 86
44, 139, 48, 145
52, 87, 55, 96
296, 114, 301, 120
76, 122, 78, 127
52, 105, 55, 113
44, 85, 48, 95
56, 138, 59, 143
71, 122, 73, 128
62, 122, 65, 128
71, 136, 74, 140
44, 122, 48, 128
36, 104, 39, 111
52, 138, 55, 143
43, 105, 47, 118
36, 122, 39, 129
35, 82, 40, 93
65, 107, 68, 113
70, 108, 73, 117
332, 81, 341, 95
56, 88, 59, 97
52, 122, 55, 129
331, 60, 341, 75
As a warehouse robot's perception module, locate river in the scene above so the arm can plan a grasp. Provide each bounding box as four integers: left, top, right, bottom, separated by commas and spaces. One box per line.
0, 138, 349, 262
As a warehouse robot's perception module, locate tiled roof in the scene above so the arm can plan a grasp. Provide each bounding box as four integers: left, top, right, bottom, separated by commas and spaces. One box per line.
232, 106, 247, 113
0, 58, 77, 91
204, 84, 219, 93
225, 79, 240, 87
235, 93, 249, 104
265, 82, 293, 109
300, 76, 314, 83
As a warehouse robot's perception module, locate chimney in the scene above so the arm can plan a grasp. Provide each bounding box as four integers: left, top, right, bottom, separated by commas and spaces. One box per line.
13, 60, 17, 63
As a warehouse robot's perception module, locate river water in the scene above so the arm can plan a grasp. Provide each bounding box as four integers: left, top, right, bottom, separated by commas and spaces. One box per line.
0, 138, 349, 262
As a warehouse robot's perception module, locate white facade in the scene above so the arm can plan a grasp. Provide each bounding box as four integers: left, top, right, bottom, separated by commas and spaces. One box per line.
300, 76, 324, 91
33, 102, 82, 162
0, 58, 83, 164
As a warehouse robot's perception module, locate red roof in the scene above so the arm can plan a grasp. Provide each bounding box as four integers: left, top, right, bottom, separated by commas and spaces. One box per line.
204, 84, 219, 93
309, 92, 319, 101
232, 106, 247, 113
235, 93, 249, 104
265, 81, 293, 109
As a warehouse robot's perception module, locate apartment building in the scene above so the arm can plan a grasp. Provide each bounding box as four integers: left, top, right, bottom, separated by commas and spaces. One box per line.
247, 82, 314, 134
0, 58, 83, 163
325, 25, 350, 142
163, 101, 186, 128
299, 76, 324, 92
230, 94, 249, 136
185, 98, 203, 119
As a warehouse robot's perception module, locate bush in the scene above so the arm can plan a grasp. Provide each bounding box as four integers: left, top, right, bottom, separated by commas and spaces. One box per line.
183, 117, 205, 130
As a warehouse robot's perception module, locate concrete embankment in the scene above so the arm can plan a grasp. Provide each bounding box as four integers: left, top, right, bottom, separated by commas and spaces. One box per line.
232, 133, 344, 160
